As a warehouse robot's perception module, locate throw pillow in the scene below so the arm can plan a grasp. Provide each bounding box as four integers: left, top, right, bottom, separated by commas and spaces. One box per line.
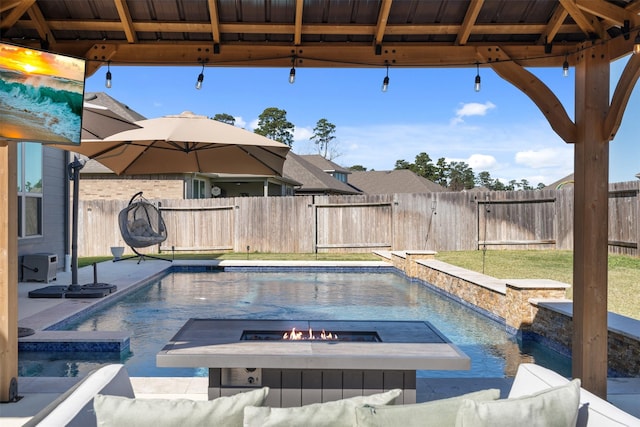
455, 379, 581, 427
355, 388, 500, 427
94, 386, 269, 427
243, 388, 402, 427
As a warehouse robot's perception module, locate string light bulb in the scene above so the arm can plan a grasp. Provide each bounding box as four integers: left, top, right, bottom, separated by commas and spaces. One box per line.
634, 31, 640, 55
289, 57, 296, 84
105, 62, 112, 88
562, 54, 569, 78
474, 62, 481, 92
195, 63, 204, 90
381, 65, 389, 92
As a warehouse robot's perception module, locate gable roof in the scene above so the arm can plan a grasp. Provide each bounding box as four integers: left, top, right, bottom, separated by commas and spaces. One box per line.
283, 153, 360, 195
546, 173, 575, 189
84, 92, 147, 123
300, 155, 352, 175
348, 169, 446, 195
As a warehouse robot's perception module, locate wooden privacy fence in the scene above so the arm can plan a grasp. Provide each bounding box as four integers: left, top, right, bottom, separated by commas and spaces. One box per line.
76, 181, 639, 257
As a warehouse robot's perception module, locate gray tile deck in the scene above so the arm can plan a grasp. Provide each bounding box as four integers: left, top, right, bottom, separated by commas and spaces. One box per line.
2, 259, 639, 426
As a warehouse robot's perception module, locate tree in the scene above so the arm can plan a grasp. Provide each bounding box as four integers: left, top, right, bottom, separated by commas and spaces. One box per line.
434, 158, 449, 187
394, 160, 411, 170
448, 161, 475, 191
212, 113, 236, 125
349, 165, 367, 171
412, 152, 439, 181
492, 179, 506, 191
476, 171, 493, 189
254, 107, 295, 147
311, 118, 338, 159
519, 179, 533, 190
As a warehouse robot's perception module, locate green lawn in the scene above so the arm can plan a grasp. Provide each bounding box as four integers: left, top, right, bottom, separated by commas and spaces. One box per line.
79, 250, 639, 320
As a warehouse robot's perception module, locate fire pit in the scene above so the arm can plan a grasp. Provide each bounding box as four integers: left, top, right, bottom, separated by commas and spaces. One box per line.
157, 319, 469, 406
241, 328, 381, 342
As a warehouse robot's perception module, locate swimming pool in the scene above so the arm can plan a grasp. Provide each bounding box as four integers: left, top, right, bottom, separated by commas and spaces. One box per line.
18, 269, 571, 378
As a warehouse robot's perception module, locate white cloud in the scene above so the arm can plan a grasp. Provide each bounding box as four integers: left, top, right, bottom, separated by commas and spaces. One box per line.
234, 116, 247, 128
451, 101, 496, 124
330, 119, 572, 184
467, 154, 497, 170
294, 126, 314, 141
515, 147, 572, 168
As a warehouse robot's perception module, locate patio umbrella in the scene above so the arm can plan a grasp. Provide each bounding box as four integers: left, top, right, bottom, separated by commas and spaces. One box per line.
81, 103, 141, 140
49, 104, 141, 286
70, 111, 290, 176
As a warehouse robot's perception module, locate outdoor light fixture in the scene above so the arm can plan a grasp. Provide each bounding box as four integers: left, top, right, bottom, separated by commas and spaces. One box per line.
382, 65, 389, 92
289, 57, 296, 84
474, 63, 481, 92
195, 63, 204, 90
562, 54, 569, 78
105, 62, 112, 88
634, 31, 640, 55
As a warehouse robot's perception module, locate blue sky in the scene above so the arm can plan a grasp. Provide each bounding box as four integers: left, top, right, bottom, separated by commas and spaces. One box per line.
85, 57, 639, 186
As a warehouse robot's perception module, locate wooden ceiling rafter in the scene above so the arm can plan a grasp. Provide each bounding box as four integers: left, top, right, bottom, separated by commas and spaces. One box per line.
559, 0, 602, 37
456, 0, 484, 46
113, 0, 137, 43
374, 0, 392, 47
293, 0, 303, 46
627, 1, 640, 14
0, 0, 34, 30
0, 1, 23, 14
9, 19, 585, 40
538, 5, 570, 45
26, 2, 54, 47
207, 0, 221, 44
576, 0, 630, 27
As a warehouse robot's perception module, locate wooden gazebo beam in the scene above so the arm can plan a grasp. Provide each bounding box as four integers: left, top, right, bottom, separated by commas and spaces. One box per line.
479, 40, 637, 397
604, 52, 640, 140
573, 41, 611, 398
0, 142, 18, 403
479, 48, 577, 143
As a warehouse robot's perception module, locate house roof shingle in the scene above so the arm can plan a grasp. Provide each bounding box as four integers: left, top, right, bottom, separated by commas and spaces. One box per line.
301, 155, 352, 175
283, 153, 360, 195
348, 169, 446, 195
84, 92, 147, 123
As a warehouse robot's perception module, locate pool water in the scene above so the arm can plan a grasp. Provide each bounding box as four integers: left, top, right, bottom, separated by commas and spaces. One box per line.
19, 270, 571, 378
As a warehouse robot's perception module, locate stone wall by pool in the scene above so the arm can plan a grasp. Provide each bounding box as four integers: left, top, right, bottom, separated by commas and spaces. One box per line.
377, 250, 640, 377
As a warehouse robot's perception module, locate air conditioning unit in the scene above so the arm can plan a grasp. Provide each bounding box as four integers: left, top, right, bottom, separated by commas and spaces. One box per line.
22, 253, 58, 283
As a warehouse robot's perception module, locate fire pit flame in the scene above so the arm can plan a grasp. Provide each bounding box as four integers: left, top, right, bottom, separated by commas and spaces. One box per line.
283, 327, 339, 341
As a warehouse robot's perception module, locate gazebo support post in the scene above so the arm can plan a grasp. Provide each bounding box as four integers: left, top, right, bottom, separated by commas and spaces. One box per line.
572, 42, 610, 399
0, 142, 18, 402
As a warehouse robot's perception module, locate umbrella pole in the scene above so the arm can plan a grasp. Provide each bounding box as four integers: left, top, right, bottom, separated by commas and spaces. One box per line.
68, 157, 84, 285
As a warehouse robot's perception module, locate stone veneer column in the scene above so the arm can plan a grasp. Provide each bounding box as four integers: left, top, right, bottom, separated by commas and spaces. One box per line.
505, 279, 570, 333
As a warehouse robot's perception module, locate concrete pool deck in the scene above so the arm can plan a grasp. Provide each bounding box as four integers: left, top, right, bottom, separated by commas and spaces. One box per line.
2, 259, 639, 425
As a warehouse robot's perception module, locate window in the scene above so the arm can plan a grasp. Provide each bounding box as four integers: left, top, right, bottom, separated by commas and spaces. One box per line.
193, 178, 206, 199
17, 143, 43, 238
333, 172, 347, 183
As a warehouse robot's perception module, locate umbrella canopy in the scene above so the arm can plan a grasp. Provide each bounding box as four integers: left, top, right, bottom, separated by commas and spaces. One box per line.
81, 103, 141, 140
70, 111, 290, 176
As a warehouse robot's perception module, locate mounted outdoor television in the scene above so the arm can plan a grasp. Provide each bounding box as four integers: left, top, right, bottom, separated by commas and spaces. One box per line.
0, 42, 85, 145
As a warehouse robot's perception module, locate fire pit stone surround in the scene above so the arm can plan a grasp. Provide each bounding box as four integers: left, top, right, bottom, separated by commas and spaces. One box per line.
157, 319, 470, 406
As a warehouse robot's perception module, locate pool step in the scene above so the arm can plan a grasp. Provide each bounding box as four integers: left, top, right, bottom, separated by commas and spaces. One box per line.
18, 331, 130, 353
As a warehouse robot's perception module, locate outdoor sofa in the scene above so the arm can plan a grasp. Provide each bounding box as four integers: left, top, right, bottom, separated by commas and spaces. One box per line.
24, 363, 640, 427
